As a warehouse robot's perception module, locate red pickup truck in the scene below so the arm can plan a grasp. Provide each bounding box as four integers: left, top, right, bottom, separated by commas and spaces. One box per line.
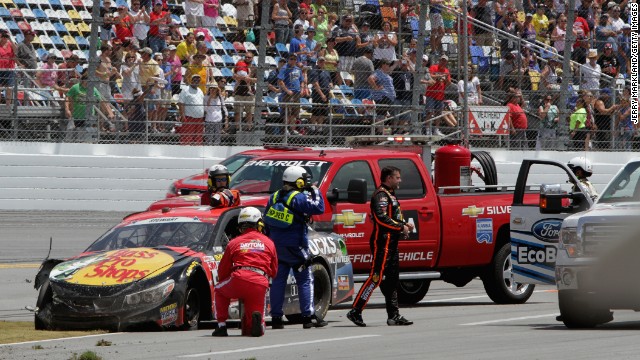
151, 138, 536, 305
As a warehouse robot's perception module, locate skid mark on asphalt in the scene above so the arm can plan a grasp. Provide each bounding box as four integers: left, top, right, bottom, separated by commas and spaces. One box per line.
178, 334, 381, 358
0, 332, 121, 347
460, 313, 560, 326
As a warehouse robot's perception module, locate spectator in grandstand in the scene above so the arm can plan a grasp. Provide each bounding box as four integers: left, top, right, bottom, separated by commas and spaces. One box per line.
569, 91, 595, 151
540, 56, 561, 91
521, 45, 540, 72
392, 59, 415, 134
178, 74, 206, 144
493, 0, 509, 26
594, 14, 617, 52
615, 95, 633, 150
572, 35, 590, 64
309, 56, 332, 135
96, 45, 118, 101
138, 47, 162, 91
532, 3, 549, 42
497, 10, 522, 55
64, 72, 115, 141
458, 65, 482, 105
429, 0, 445, 56
110, 39, 125, 73
309, 0, 327, 19
204, 85, 228, 145
57, 55, 81, 91
233, 0, 256, 28
581, 49, 602, 96
278, 54, 303, 135
505, 90, 528, 149
499, 51, 527, 92
333, 15, 358, 73
115, 4, 134, 43
520, 13, 537, 43
272, 0, 293, 46
537, 94, 559, 150
597, 42, 620, 79
233, 52, 257, 132
304, 27, 319, 66
193, 41, 213, 84
203, 0, 220, 28
442, 0, 458, 35
288, 0, 301, 23
148, 0, 171, 53
551, 14, 573, 56
618, 24, 631, 76
177, 33, 197, 65
326, 12, 339, 33
186, 54, 208, 94
267, 58, 286, 98
167, 21, 184, 47
577, 0, 596, 30
217, 77, 228, 99
373, 21, 399, 62
100, 0, 116, 41
471, 0, 493, 46
573, 8, 591, 41
124, 40, 142, 62
16, 30, 37, 71
608, 6, 625, 32
185, 0, 205, 28
293, 7, 312, 31
121, 53, 141, 100
424, 55, 451, 136
319, 37, 341, 85
125, 87, 153, 140
35, 53, 64, 95
129, 1, 150, 48
313, 8, 329, 44
290, 25, 309, 65
164, 45, 182, 95
593, 88, 621, 149
369, 59, 396, 130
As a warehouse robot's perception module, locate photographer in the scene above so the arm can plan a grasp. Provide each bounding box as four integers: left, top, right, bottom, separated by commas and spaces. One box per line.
264, 166, 327, 330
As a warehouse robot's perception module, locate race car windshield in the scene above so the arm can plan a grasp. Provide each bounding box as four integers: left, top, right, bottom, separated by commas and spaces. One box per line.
86, 219, 215, 252
230, 159, 332, 194
599, 162, 640, 203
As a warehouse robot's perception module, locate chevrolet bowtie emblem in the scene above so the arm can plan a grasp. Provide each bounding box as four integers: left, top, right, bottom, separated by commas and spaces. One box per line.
332, 210, 367, 228
462, 205, 485, 218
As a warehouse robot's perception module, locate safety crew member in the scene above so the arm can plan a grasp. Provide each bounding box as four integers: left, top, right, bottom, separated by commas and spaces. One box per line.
212, 207, 278, 337
568, 156, 598, 200
347, 166, 414, 327
264, 166, 327, 329
201, 164, 241, 208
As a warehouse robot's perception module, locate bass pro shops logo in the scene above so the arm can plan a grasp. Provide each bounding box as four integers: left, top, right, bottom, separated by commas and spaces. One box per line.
332, 210, 367, 228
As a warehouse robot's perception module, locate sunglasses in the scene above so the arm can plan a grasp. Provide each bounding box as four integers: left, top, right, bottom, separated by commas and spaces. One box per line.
214, 177, 227, 182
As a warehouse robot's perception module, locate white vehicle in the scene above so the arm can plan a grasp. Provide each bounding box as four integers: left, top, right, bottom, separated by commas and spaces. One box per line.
511, 159, 640, 328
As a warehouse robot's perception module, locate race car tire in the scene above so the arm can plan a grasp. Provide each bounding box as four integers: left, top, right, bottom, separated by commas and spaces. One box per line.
34, 278, 53, 330
482, 242, 535, 304
181, 286, 201, 330
398, 280, 431, 305
285, 263, 331, 323
558, 290, 613, 329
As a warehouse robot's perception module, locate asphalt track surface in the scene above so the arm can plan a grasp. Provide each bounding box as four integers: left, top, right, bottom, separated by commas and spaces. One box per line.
2, 211, 640, 360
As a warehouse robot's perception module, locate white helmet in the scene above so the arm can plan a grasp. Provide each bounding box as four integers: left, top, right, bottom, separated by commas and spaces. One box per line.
282, 166, 310, 185
568, 157, 593, 177
209, 164, 229, 177
238, 207, 263, 225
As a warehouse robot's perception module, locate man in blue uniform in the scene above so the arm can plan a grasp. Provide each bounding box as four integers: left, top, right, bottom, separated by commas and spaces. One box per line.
264, 165, 327, 329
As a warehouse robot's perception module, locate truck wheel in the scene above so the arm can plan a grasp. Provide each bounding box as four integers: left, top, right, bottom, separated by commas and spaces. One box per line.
558, 290, 613, 329
482, 243, 535, 304
286, 263, 332, 323
34, 279, 53, 330
181, 286, 200, 330
398, 280, 431, 305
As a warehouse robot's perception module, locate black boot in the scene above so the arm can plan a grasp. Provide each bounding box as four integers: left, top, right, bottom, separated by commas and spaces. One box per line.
251, 311, 263, 337
346, 309, 366, 327
271, 316, 284, 329
212, 326, 228, 337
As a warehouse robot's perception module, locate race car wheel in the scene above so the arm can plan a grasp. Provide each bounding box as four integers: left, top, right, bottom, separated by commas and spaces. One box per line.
34, 278, 53, 330
182, 286, 200, 330
482, 242, 535, 304
558, 290, 613, 329
398, 280, 431, 305
285, 263, 331, 323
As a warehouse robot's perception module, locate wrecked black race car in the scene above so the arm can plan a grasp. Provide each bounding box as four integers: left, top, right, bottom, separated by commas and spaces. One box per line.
34, 206, 354, 331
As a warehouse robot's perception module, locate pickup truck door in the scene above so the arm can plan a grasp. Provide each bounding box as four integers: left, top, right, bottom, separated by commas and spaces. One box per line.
511, 160, 593, 285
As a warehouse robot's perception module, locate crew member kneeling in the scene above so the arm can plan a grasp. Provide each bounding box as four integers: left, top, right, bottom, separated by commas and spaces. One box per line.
201, 164, 241, 208
212, 207, 278, 337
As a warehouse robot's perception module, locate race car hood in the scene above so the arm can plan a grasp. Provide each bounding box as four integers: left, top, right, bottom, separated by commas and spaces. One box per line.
49, 247, 181, 288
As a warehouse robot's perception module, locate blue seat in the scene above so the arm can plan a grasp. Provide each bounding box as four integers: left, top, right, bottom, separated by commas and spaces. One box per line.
15, 34, 25, 44
330, 98, 346, 114
470, 46, 484, 65
54, 22, 68, 34
37, 48, 48, 59
211, 27, 224, 39
170, 14, 182, 24
221, 67, 233, 77
0, 7, 10, 18
6, 21, 20, 32
339, 84, 354, 96
14, 0, 28, 7
222, 41, 235, 54
222, 54, 234, 66
51, 35, 65, 47
275, 43, 288, 57
49, 0, 62, 8
33, 9, 47, 20
75, 36, 89, 48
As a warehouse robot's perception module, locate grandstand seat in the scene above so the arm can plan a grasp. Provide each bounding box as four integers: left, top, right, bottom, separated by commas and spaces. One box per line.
36, 48, 48, 59
57, 10, 70, 21
72, 0, 84, 8
51, 48, 63, 59
0, 8, 10, 18
46, 9, 58, 20
68, 9, 81, 21
275, 43, 288, 57
300, 97, 312, 111
63, 34, 78, 48
339, 84, 354, 97
10, 9, 25, 19
73, 49, 86, 60
215, 16, 227, 31
75, 35, 89, 48
211, 67, 222, 77
65, 22, 78, 34
221, 67, 233, 78
39, 34, 53, 46
36, 0, 50, 7
42, 21, 56, 33
244, 41, 257, 53
221, 3, 236, 17
22, 8, 35, 19
15, 33, 25, 44
265, 56, 276, 67
178, 26, 188, 37
79, 10, 91, 21
350, 98, 364, 114
6, 21, 20, 33
330, 98, 346, 115
31, 35, 42, 46
49, 0, 62, 8
212, 40, 225, 55
211, 54, 224, 67
30, 21, 44, 32
470, 45, 483, 65
231, 54, 241, 64
233, 41, 246, 53
77, 22, 90, 34
14, 0, 28, 7
223, 16, 237, 30
170, 14, 181, 24
211, 27, 224, 39
61, 49, 73, 59
222, 41, 236, 54
33, 9, 47, 20
222, 54, 235, 66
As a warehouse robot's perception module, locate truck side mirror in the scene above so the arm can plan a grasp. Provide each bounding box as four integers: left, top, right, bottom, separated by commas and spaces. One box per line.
539, 184, 589, 214
347, 178, 368, 204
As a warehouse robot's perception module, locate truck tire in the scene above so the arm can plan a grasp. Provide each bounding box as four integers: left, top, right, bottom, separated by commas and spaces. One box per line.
34, 278, 53, 330
558, 290, 613, 329
398, 280, 430, 305
285, 263, 331, 323
482, 243, 535, 304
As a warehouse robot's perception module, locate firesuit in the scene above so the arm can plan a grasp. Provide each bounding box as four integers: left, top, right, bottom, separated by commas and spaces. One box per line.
265, 187, 325, 321
352, 184, 404, 318
201, 188, 241, 207
214, 228, 278, 336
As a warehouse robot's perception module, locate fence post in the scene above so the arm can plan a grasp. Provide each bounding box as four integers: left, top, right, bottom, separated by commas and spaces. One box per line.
610, 78, 617, 149
11, 72, 18, 140
462, 2, 470, 147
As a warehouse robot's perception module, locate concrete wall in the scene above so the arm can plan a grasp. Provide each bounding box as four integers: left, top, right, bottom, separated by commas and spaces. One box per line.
1, 142, 636, 212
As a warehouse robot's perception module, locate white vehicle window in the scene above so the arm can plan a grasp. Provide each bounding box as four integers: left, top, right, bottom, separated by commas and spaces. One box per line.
599, 162, 640, 203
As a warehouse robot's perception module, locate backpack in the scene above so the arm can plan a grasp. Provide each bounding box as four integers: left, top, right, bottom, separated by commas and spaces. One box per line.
264, 190, 301, 229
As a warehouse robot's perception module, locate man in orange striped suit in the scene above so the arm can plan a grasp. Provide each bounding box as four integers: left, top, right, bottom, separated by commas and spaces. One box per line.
347, 166, 414, 327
